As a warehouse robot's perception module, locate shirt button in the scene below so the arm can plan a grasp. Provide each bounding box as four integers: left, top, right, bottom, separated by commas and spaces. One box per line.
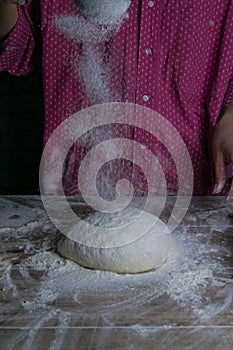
148, 1, 155, 7
142, 95, 149, 102
140, 143, 146, 150
209, 19, 215, 27
145, 48, 152, 55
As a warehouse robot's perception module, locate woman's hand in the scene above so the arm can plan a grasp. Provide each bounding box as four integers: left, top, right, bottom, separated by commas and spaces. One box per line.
212, 105, 233, 202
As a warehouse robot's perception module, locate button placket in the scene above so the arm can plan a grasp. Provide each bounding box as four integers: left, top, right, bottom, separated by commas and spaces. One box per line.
136, 0, 155, 105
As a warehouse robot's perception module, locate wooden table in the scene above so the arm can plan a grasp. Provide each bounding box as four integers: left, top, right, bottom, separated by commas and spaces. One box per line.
0, 196, 233, 350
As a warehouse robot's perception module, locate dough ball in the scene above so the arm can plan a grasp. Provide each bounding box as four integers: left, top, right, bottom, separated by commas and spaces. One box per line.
56, 207, 174, 274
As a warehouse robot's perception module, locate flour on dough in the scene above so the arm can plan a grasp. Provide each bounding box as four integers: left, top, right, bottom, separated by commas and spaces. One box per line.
56, 207, 174, 274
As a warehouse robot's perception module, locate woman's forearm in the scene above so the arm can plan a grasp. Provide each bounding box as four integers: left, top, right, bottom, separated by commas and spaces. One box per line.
0, 2, 19, 41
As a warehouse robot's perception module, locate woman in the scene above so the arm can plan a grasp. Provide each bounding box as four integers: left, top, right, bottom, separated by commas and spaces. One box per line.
0, 0, 233, 200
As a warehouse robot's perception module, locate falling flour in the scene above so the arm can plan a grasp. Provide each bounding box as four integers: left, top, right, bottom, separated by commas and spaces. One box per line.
55, 0, 131, 104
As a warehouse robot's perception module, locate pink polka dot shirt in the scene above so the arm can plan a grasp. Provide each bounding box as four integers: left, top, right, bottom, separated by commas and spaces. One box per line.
0, 0, 233, 196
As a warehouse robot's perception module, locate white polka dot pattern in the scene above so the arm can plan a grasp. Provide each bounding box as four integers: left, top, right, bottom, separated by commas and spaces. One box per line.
0, 0, 232, 195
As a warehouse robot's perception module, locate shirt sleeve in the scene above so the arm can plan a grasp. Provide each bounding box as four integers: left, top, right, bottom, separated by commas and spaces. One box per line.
223, 77, 233, 107
0, 1, 36, 76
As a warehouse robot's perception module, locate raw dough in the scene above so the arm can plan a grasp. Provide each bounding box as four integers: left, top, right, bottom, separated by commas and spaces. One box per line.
56, 207, 174, 274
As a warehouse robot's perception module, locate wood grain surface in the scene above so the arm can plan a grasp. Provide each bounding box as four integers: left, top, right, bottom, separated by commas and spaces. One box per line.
0, 196, 233, 350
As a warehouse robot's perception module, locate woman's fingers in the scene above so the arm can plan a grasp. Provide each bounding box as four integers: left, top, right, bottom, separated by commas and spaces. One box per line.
212, 152, 226, 194
212, 107, 233, 201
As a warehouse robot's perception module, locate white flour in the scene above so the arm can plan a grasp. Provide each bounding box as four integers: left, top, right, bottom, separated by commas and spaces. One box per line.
74, 0, 132, 25
15, 229, 227, 320
1, 198, 233, 349
0, 213, 228, 317
0, 199, 229, 315
55, 1, 131, 104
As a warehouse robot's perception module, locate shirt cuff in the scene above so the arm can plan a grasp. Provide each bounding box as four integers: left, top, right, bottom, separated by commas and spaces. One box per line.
0, 3, 35, 75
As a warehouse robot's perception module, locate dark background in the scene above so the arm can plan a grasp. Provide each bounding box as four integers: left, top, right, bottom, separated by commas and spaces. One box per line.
0, 67, 44, 194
